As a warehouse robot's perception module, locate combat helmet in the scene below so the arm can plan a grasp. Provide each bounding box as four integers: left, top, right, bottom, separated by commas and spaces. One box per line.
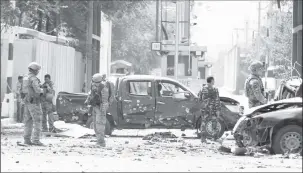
92, 73, 103, 83
28, 62, 41, 71
248, 61, 264, 72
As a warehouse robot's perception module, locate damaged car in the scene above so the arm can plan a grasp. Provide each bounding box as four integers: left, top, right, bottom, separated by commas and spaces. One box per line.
56, 75, 243, 138
233, 97, 302, 154
274, 76, 302, 101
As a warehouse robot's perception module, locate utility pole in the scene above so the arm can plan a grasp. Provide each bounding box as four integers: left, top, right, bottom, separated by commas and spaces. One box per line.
257, 1, 261, 60
85, 1, 93, 92
245, 20, 248, 48
174, 1, 179, 79
156, 0, 159, 41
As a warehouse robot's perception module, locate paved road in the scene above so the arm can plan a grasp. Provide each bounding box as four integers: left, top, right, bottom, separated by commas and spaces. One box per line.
1, 126, 302, 172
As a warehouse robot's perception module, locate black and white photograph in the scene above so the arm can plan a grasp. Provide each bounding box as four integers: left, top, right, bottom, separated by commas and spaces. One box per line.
1, 0, 302, 172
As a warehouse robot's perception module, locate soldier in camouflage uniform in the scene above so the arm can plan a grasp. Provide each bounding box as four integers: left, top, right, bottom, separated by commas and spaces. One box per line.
41, 74, 60, 133
85, 73, 113, 147
244, 61, 267, 108
198, 76, 221, 143
233, 61, 267, 148
22, 62, 45, 146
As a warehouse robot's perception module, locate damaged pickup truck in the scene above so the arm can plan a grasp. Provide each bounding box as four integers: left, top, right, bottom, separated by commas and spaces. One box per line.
233, 97, 302, 154
56, 75, 243, 138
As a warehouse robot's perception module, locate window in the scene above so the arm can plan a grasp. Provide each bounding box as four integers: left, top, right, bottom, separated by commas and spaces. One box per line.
129, 81, 151, 96
179, 55, 192, 76
158, 81, 185, 97
167, 55, 174, 76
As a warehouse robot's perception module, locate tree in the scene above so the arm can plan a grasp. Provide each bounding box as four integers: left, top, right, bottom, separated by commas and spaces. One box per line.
111, 2, 159, 74
1, 0, 158, 74
241, 1, 293, 79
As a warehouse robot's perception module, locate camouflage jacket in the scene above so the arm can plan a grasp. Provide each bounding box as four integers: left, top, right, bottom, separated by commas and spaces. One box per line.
41, 81, 55, 102
244, 74, 266, 107
198, 85, 221, 112
86, 80, 113, 106
23, 73, 43, 104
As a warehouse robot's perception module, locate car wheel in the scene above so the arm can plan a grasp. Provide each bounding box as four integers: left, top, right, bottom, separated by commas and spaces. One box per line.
197, 117, 225, 139
85, 116, 113, 136
272, 125, 302, 154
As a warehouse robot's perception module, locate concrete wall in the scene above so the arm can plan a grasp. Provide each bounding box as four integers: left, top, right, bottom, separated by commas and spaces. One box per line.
223, 46, 241, 93
212, 52, 225, 88
100, 11, 112, 76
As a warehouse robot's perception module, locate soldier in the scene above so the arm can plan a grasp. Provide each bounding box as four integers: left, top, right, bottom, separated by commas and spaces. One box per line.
16, 75, 24, 123
41, 74, 60, 133
85, 73, 112, 147
199, 76, 221, 143
22, 62, 45, 146
244, 61, 267, 108
233, 61, 267, 148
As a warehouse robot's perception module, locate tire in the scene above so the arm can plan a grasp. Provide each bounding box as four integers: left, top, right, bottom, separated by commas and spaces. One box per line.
85, 116, 113, 136
196, 117, 225, 139
272, 125, 302, 154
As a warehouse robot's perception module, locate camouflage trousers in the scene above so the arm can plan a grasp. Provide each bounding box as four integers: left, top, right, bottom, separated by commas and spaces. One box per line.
41, 101, 55, 130
200, 109, 219, 140
23, 103, 43, 142
93, 103, 109, 145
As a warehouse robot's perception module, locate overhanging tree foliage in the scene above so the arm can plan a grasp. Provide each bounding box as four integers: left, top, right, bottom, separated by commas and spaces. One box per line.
241, 1, 293, 79
1, 0, 159, 74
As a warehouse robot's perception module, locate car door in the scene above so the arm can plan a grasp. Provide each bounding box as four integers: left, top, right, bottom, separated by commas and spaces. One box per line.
154, 80, 196, 128
121, 79, 155, 126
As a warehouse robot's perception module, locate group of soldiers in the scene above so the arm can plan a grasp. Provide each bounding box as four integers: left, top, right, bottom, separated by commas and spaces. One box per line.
20, 62, 112, 147
20, 59, 267, 147
198, 60, 267, 143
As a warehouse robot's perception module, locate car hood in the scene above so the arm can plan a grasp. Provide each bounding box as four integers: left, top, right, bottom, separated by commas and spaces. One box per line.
253, 107, 302, 121
244, 97, 302, 116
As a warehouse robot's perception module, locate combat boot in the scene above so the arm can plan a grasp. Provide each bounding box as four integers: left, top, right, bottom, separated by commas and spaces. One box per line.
31, 141, 46, 146
24, 139, 33, 145
96, 142, 106, 147
49, 127, 63, 133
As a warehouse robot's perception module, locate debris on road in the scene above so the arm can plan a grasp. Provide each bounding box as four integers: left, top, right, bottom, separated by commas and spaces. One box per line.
142, 132, 178, 142
218, 146, 232, 153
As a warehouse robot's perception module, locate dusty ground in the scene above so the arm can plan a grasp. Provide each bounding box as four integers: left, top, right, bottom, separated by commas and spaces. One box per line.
1, 123, 302, 172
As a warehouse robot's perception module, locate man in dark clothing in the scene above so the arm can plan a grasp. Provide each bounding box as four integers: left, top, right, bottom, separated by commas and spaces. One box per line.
198, 76, 221, 143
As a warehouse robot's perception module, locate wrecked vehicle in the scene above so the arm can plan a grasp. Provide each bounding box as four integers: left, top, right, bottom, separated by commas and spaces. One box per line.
56, 75, 243, 138
233, 97, 302, 154
274, 76, 302, 101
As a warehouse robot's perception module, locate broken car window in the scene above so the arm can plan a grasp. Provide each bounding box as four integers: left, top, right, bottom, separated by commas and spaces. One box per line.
129, 81, 151, 96
158, 81, 185, 97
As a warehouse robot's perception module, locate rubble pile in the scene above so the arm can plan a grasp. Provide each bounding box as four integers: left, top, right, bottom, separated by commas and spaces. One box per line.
142, 132, 179, 142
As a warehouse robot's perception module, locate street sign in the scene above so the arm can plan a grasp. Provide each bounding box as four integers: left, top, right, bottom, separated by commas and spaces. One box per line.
151, 42, 161, 51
